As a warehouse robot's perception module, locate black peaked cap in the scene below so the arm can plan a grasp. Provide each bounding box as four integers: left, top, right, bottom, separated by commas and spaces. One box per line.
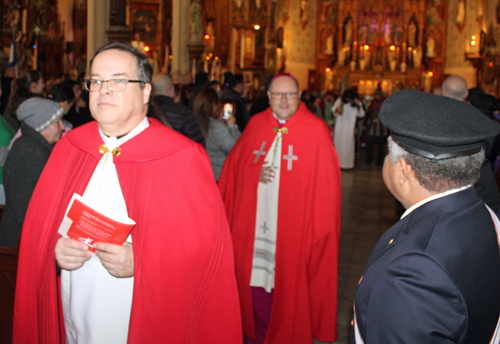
379, 89, 500, 160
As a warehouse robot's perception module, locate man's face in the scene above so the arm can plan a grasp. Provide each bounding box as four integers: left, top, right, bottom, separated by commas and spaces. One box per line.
267, 76, 301, 120
40, 118, 64, 144
89, 49, 151, 137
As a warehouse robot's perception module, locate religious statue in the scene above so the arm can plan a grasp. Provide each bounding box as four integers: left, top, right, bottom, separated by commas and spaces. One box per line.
358, 24, 368, 45
344, 18, 353, 44
413, 47, 422, 68
427, 6, 442, 25
255, 0, 261, 9
384, 20, 392, 45
400, 62, 407, 72
368, 20, 377, 44
236, 0, 243, 8
190, 0, 203, 43
321, 1, 335, 23
364, 49, 372, 69
408, 21, 417, 47
338, 46, 346, 65
426, 37, 436, 58
300, 0, 310, 28
359, 58, 366, 71
359, 48, 370, 71
393, 25, 403, 45
456, 0, 465, 24
387, 50, 397, 71
325, 35, 334, 55
131, 33, 145, 52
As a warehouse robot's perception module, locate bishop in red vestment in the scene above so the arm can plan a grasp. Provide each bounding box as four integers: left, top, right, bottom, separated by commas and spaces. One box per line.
13, 43, 241, 343
219, 74, 342, 343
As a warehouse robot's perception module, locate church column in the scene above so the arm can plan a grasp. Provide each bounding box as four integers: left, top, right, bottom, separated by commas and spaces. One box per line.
87, 0, 109, 75
172, 0, 191, 84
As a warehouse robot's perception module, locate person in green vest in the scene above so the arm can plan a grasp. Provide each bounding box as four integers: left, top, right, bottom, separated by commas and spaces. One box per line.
0, 79, 16, 204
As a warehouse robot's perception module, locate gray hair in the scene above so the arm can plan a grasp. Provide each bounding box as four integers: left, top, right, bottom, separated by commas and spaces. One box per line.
387, 136, 484, 193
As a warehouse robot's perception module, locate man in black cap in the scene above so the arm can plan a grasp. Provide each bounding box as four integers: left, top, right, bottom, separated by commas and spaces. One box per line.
352, 89, 500, 343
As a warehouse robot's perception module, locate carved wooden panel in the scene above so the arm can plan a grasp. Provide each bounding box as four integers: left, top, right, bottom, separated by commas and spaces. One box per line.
315, 0, 446, 92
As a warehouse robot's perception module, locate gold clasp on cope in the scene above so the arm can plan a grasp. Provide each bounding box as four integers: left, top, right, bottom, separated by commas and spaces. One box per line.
98, 144, 121, 156
273, 127, 289, 134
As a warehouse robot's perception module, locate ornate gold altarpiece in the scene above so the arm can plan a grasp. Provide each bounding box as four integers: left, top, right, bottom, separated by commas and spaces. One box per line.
315, 0, 447, 95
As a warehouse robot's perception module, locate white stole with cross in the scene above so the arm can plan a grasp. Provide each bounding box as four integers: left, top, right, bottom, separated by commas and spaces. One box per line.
251, 131, 282, 292
61, 117, 149, 344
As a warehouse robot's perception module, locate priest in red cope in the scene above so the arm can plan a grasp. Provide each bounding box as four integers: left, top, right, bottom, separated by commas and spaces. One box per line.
13, 42, 242, 344
218, 74, 342, 344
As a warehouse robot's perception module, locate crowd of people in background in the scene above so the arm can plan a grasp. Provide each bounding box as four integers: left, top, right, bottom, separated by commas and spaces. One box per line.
1, 42, 500, 344
2, 64, 500, 248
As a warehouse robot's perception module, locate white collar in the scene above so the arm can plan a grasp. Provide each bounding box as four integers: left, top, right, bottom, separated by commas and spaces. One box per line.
98, 117, 149, 150
401, 185, 472, 219
273, 112, 287, 125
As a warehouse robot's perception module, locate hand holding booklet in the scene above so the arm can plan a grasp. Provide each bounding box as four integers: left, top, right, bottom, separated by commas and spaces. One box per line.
58, 193, 136, 252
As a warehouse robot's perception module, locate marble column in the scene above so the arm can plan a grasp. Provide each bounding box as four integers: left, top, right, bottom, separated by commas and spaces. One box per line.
172, 0, 191, 84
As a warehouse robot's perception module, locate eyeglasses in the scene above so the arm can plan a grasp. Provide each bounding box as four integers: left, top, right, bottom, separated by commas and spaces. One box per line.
84, 79, 146, 92
270, 92, 299, 99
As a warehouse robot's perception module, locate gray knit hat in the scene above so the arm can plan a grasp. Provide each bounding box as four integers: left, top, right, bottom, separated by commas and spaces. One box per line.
17, 98, 64, 132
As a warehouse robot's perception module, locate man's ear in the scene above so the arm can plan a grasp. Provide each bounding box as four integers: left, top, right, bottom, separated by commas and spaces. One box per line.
398, 157, 414, 187
143, 83, 152, 104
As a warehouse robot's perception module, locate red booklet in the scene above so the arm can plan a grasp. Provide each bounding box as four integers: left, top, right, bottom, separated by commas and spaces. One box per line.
58, 194, 136, 252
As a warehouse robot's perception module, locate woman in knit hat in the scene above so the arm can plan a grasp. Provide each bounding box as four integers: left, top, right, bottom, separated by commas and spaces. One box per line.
0, 98, 65, 248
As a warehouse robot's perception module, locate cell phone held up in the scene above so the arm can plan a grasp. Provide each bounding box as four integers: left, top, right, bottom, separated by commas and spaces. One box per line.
223, 103, 233, 120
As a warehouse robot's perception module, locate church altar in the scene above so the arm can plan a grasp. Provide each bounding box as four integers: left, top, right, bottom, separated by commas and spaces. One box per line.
315, 0, 447, 95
